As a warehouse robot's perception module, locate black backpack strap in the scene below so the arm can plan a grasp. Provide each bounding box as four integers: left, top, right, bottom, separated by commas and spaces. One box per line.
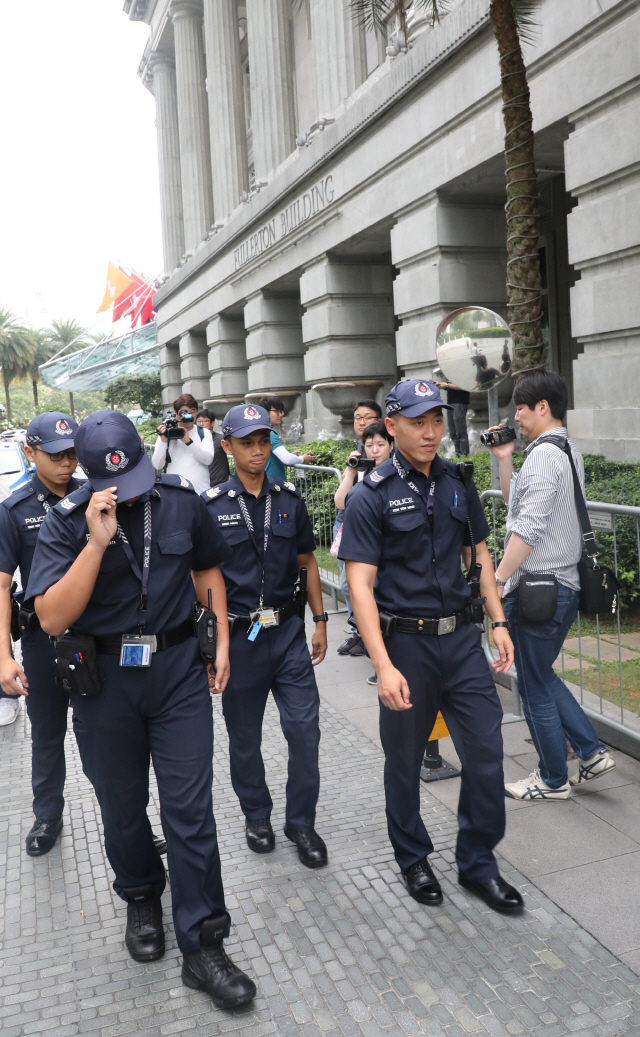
531, 435, 597, 559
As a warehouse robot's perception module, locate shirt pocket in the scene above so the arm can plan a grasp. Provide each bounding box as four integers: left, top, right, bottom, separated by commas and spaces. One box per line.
218, 525, 250, 547
385, 510, 425, 534
157, 532, 193, 555
448, 504, 469, 525
271, 515, 297, 538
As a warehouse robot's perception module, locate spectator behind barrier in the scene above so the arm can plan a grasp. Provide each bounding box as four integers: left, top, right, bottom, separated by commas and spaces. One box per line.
259, 395, 314, 479
196, 408, 230, 487
151, 393, 213, 495
333, 419, 393, 659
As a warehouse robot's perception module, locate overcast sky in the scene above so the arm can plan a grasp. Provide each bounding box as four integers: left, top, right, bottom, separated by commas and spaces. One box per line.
0, 1, 163, 335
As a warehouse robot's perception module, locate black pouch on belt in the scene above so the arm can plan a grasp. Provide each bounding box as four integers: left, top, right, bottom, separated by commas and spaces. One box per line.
54, 633, 104, 698
10, 583, 21, 642
517, 573, 558, 625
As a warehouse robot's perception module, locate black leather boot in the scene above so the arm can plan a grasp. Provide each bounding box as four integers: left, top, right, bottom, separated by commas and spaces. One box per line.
283, 826, 328, 868
25, 817, 63, 857
182, 916, 256, 1009
458, 874, 524, 916
401, 857, 443, 905
245, 817, 275, 854
123, 884, 165, 962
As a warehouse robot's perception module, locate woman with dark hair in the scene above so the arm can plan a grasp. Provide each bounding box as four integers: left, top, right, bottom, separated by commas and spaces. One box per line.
259, 396, 314, 479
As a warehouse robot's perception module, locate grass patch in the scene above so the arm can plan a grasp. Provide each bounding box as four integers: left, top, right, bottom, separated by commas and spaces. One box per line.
567, 607, 640, 638
562, 656, 640, 717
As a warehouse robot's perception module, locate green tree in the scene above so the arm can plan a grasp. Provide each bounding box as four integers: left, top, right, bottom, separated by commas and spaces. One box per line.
46, 318, 90, 418
0, 309, 37, 421
23, 329, 57, 413
104, 373, 163, 415
347, 0, 544, 379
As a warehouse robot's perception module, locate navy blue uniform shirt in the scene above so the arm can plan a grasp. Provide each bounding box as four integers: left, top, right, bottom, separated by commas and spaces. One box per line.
338, 450, 490, 617
0, 474, 82, 593
202, 473, 316, 615
25, 474, 230, 636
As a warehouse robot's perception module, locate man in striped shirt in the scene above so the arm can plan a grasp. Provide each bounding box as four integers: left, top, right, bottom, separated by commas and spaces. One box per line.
488, 372, 614, 801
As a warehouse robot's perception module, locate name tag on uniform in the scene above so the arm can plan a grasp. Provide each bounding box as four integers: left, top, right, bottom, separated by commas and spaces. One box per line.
218, 513, 243, 527
120, 634, 157, 667
388, 497, 417, 514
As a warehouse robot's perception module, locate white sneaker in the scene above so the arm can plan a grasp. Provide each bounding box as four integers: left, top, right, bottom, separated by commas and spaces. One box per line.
0, 697, 22, 727
570, 748, 615, 787
505, 770, 571, 801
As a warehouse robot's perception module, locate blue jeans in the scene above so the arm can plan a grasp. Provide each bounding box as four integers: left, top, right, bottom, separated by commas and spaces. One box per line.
503, 583, 604, 788
334, 516, 356, 632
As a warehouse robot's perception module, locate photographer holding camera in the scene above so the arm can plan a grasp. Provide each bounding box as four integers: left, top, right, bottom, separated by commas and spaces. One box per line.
486, 371, 614, 802
152, 393, 213, 495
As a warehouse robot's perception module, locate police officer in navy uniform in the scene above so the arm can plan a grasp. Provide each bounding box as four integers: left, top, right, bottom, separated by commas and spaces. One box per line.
340, 380, 523, 916
203, 404, 329, 868
0, 413, 80, 855
26, 411, 255, 1010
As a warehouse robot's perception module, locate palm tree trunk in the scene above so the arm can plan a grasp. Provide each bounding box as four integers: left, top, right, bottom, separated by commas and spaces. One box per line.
69, 392, 75, 418
32, 378, 39, 412
489, 0, 544, 380
3, 371, 12, 422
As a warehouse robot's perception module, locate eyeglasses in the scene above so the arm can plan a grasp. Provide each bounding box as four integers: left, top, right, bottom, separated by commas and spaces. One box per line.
37, 448, 76, 462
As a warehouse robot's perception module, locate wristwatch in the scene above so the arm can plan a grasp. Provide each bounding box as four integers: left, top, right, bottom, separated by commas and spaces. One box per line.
312, 613, 329, 623
495, 574, 507, 587
492, 621, 510, 630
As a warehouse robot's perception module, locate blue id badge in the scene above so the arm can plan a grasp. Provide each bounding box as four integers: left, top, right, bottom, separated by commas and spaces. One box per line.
248, 620, 262, 642
120, 635, 156, 667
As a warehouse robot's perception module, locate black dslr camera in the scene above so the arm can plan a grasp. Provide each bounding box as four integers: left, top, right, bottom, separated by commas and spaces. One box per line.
157, 414, 186, 440
346, 456, 375, 472
480, 423, 517, 448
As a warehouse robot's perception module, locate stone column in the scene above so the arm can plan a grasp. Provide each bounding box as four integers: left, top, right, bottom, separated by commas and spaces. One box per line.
300, 257, 396, 436
244, 292, 305, 395
203, 0, 248, 219
246, 0, 296, 179
391, 196, 507, 380
170, 0, 214, 250
207, 315, 248, 402
310, 0, 366, 119
149, 54, 185, 272
565, 83, 640, 461
179, 331, 209, 402
159, 342, 182, 406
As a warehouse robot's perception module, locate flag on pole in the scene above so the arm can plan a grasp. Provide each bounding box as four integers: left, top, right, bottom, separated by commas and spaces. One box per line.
97, 261, 134, 313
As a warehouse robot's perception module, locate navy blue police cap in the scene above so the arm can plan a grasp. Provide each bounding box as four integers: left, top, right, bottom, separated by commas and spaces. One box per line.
221, 403, 272, 439
26, 411, 78, 452
385, 379, 452, 418
75, 410, 156, 498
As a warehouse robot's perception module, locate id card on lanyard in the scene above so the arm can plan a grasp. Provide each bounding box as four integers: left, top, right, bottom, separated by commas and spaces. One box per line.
237, 492, 273, 639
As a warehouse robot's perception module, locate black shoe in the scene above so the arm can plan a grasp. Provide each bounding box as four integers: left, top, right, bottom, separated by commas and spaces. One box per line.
284, 826, 328, 868
458, 874, 524, 916
349, 636, 367, 657
25, 817, 63, 857
123, 884, 165, 962
182, 916, 256, 1009
337, 633, 360, 655
401, 857, 443, 905
153, 834, 167, 855
245, 817, 275, 854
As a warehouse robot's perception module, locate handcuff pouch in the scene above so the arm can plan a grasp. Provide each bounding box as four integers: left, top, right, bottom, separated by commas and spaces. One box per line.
379, 611, 398, 639
55, 633, 104, 698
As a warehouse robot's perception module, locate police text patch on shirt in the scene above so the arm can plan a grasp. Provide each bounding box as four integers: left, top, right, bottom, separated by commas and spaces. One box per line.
23, 515, 46, 530
388, 497, 417, 514
217, 513, 243, 527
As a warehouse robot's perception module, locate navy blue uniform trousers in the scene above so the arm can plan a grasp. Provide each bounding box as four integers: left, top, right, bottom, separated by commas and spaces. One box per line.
72, 638, 227, 955
21, 627, 69, 821
382, 622, 505, 882
222, 616, 320, 832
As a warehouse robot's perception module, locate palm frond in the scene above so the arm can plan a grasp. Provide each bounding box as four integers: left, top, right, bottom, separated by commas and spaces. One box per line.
348, 0, 449, 36
511, 0, 543, 45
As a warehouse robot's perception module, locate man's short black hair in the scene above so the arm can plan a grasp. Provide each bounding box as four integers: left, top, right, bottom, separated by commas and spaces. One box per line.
354, 399, 382, 417
512, 370, 568, 421
361, 419, 394, 445
196, 408, 215, 422
259, 395, 285, 413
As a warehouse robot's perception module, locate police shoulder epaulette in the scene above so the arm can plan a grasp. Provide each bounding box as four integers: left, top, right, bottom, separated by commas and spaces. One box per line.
278, 479, 300, 496
157, 473, 195, 492
54, 485, 92, 516
363, 460, 395, 489
3, 481, 36, 510
203, 480, 233, 501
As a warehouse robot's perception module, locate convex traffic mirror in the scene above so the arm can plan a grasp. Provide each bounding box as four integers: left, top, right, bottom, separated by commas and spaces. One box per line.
436, 306, 513, 393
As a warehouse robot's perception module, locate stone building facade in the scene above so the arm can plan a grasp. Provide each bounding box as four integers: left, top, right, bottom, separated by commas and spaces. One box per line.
125, 0, 640, 457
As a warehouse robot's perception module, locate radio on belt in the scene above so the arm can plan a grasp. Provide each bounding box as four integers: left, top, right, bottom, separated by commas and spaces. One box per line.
193, 588, 218, 663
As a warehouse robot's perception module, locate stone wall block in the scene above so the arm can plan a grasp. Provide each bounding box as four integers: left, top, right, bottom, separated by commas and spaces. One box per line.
567, 177, 640, 266
149, 55, 185, 272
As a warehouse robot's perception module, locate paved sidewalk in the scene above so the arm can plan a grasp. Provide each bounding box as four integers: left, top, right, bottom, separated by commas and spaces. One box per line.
2, 625, 640, 1036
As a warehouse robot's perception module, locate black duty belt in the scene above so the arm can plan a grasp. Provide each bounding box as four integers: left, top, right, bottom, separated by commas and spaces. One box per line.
379, 605, 471, 638
229, 601, 298, 635
92, 619, 194, 656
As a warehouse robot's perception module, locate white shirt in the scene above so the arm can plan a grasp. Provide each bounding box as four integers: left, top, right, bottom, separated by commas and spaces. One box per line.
151, 428, 214, 495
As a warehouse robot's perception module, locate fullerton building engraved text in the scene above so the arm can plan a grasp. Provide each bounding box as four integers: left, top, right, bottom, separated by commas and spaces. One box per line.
234, 175, 335, 270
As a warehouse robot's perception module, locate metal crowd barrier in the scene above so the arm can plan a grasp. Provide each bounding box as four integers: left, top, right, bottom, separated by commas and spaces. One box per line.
481, 489, 640, 752
287, 464, 345, 612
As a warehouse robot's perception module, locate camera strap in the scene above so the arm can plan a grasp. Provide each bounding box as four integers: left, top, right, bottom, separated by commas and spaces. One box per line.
392, 452, 436, 525
237, 491, 272, 610
116, 500, 152, 631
